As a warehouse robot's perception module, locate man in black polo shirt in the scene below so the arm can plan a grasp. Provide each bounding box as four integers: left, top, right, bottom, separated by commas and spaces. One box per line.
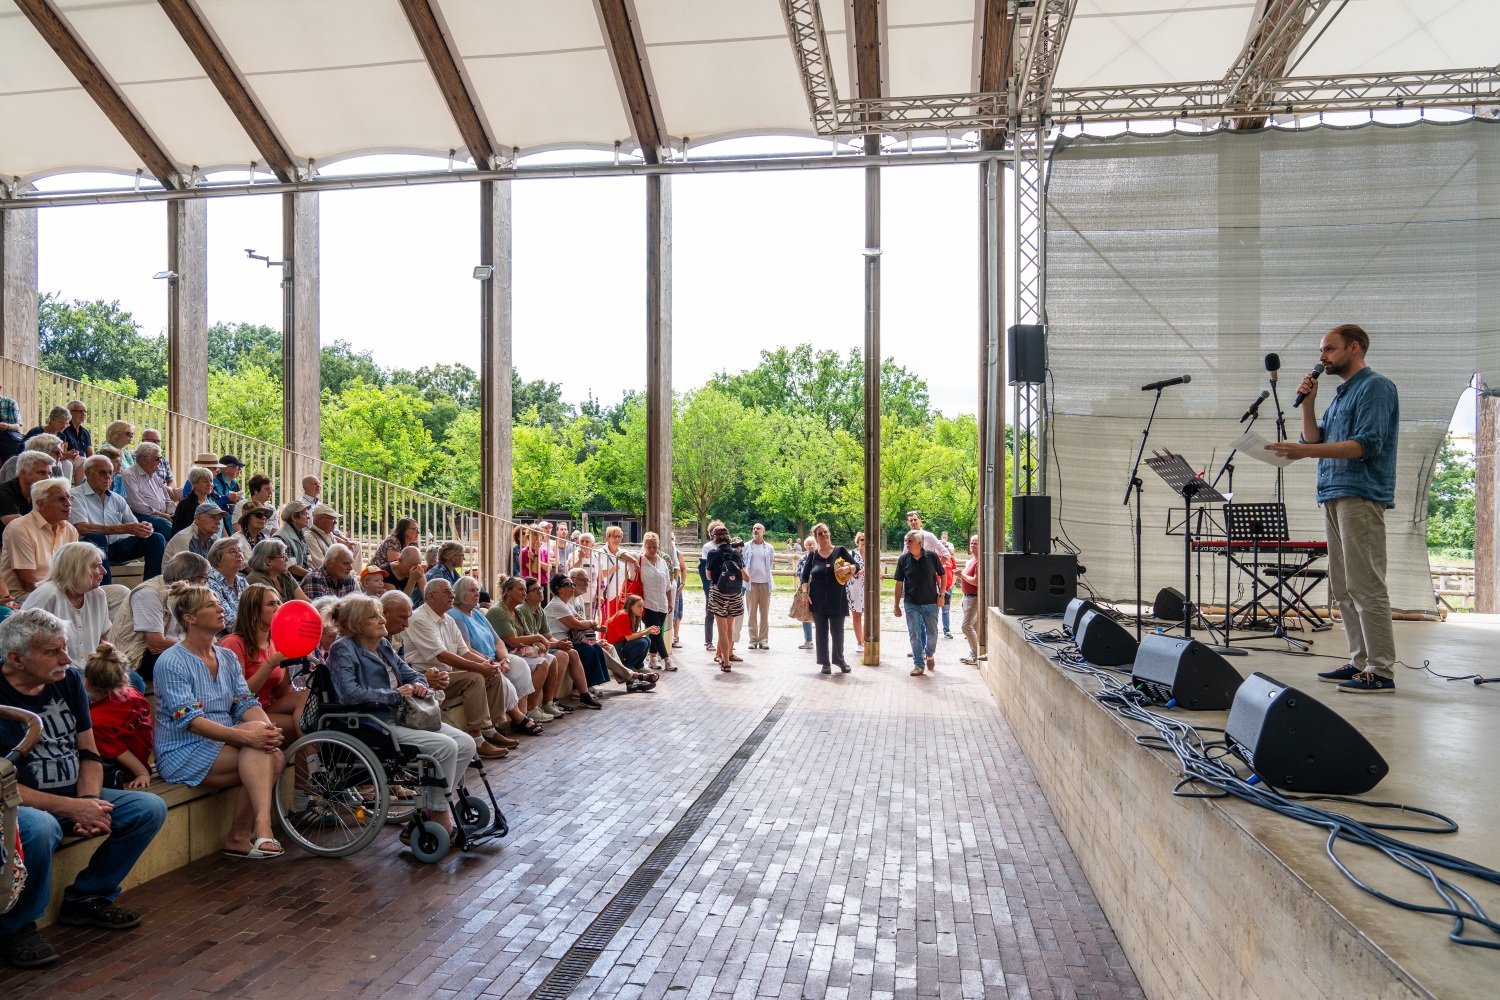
893, 530, 945, 676
0, 452, 54, 528
60, 400, 92, 458
0, 609, 166, 967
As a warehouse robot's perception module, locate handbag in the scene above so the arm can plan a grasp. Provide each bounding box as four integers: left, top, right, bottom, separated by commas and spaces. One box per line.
787, 586, 814, 624
394, 691, 443, 732
833, 556, 857, 586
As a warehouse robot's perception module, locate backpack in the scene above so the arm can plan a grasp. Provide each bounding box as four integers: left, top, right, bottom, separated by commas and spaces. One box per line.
715, 551, 743, 595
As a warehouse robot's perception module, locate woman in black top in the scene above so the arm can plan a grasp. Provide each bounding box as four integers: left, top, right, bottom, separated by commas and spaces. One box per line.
799, 523, 855, 673
704, 526, 745, 671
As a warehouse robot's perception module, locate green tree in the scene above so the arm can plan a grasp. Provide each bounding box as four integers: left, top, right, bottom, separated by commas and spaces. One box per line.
392, 363, 480, 409
207, 322, 281, 376
672, 387, 765, 538
1427, 440, 1475, 551
513, 371, 572, 427
753, 413, 840, 540
432, 408, 482, 509
321, 339, 386, 395
924, 414, 980, 541
321, 381, 434, 488
589, 397, 648, 516
206, 364, 282, 444
712, 344, 930, 439
513, 411, 591, 515
39, 295, 168, 399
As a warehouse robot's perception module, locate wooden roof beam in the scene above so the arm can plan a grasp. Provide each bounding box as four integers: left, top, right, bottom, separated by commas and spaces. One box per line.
15, 0, 179, 188
595, 0, 666, 165
156, 0, 297, 182
977, 0, 1014, 150
1225, 0, 1336, 129
398, 0, 498, 170
850, 0, 883, 153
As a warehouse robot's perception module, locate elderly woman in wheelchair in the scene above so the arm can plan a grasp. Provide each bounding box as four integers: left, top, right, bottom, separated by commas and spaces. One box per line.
273, 595, 504, 862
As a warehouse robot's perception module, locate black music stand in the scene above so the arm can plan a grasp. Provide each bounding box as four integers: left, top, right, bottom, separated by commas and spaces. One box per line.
1224, 501, 1312, 653
1145, 454, 1239, 653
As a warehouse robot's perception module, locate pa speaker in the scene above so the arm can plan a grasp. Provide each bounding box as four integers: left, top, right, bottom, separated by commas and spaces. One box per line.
1000, 553, 1077, 615
1152, 587, 1193, 622
1063, 598, 1099, 636
1131, 633, 1242, 710
1007, 323, 1046, 384
1011, 495, 1052, 554
1225, 672, 1389, 794
1075, 609, 1138, 667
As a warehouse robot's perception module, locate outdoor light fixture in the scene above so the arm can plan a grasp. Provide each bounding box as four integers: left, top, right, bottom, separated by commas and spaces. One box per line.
472, 265, 494, 280
152, 270, 178, 281
862, 248, 882, 257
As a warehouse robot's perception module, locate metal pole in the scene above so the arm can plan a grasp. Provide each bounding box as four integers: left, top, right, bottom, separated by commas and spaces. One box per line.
862, 151, 882, 666
979, 158, 1005, 650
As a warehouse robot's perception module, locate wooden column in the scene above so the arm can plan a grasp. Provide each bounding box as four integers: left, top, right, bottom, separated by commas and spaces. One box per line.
861, 151, 882, 665
978, 159, 1006, 650
166, 200, 208, 420
281, 192, 320, 470
1477, 390, 1498, 613
645, 173, 673, 546
1, 208, 39, 368
480, 180, 514, 585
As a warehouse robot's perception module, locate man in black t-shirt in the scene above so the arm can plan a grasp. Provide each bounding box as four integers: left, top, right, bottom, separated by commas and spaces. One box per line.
893, 530, 945, 676
0, 609, 166, 968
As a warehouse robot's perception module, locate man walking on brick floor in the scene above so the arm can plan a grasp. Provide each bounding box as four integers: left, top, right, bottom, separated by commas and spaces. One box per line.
893, 529, 944, 675
0, 609, 167, 968
743, 523, 775, 650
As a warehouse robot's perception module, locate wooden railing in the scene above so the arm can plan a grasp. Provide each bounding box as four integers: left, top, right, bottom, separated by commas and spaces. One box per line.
0, 357, 507, 582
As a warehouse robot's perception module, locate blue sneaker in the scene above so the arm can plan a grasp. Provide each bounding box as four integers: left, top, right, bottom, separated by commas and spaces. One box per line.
1337, 672, 1395, 694
1317, 664, 1360, 683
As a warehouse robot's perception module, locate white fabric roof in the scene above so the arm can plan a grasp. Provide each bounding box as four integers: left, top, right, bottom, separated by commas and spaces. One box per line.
0, 0, 1491, 182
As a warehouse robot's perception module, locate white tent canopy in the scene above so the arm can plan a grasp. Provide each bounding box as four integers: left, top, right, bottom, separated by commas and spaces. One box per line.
1, 0, 1495, 184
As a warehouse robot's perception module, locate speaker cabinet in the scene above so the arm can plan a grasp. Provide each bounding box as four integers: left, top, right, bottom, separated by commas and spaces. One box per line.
1152, 586, 1193, 622
1075, 609, 1138, 667
1007, 323, 1046, 384
1000, 553, 1077, 615
1131, 633, 1243, 710
1225, 672, 1389, 794
1011, 495, 1052, 554
1063, 598, 1099, 636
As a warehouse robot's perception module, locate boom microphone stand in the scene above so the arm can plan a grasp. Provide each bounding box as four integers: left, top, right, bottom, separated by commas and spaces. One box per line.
1264, 364, 1311, 654
1124, 387, 1166, 643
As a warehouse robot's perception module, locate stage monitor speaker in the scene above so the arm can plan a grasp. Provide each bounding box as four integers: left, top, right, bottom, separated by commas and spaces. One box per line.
1075, 609, 1138, 667
1007, 324, 1046, 384
1011, 495, 1052, 554
1000, 553, 1077, 615
1152, 586, 1194, 622
1063, 598, 1098, 636
1131, 634, 1243, 710
1225, 672, 1389, 794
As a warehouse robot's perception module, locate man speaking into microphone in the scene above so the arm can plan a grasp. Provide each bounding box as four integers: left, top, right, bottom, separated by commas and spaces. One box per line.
1268, 324, 1399, 694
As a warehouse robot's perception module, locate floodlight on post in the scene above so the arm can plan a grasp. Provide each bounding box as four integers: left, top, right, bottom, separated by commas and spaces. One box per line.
472, 265, 494, 280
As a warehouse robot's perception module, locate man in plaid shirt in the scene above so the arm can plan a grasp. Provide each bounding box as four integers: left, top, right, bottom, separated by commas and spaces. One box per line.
0, 384, 23, 463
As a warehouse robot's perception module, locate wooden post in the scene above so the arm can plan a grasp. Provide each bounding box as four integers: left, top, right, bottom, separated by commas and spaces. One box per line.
645, 173, 673, 546
165, 199, 208, 473
281, 192, 320, 475
0, 207, 39, 424
1477, 389, 1498, 613
480, 180, 514, 586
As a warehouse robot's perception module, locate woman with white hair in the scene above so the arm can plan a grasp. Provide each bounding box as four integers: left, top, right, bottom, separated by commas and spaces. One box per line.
20, 540, 109, 657
169, 467, 216, 538
245, 538, 308, 604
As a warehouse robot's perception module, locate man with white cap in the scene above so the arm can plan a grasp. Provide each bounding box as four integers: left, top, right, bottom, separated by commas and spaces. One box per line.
305, 503, 359, 569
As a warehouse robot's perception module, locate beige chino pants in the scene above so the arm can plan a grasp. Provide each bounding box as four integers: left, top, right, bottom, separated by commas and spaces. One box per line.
1323, 496, 1396, 679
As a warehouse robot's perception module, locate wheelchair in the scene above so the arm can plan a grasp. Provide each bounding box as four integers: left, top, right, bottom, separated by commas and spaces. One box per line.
272, 667, 508, 863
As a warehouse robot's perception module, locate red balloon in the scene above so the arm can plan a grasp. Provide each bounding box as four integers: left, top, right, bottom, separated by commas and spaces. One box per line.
270, 600, 323, 659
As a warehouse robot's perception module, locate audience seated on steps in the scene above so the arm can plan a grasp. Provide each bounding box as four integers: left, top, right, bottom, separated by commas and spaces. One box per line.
205, 538, 247, 630
119, 443, 175, 538
274, 501, 312, 581
169, 467, 215, 539
305, 504, 358, 568
379, 545, 426, 608
232, 503, 274, 562
0, 452, 54, 535
1, 478, 79, 603
95, 446, 125, 497
301, 543, 356, 601
71, 456, 165, 585
107, 552, 211, 683
0, 607, 168, 970
0, 433, 76, 487
165, 503, 226, 561
20, 405, 69, 446
230, 474, 279, 534
137, 430, 173, 490
245, 538, 308, 604
20, 542, 113, 665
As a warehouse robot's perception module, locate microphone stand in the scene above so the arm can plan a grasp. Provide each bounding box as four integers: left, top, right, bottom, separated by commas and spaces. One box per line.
1267, 376, 1311, 654
1123, 387, 1165, 643
1209, 417, 1250, 643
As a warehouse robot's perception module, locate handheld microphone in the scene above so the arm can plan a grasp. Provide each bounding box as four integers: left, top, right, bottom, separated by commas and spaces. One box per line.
1239, 390, 1270, 423
1264, 353, 1280, 383
1141, 374, 1191, 392
1292, 363, 1325, 408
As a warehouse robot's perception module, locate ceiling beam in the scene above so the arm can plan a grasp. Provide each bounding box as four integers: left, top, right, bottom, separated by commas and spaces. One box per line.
397, 0, 498, 169
595, 0, 666, 164
779, 0, 841, 135
977, 0, 1014, 150
1010, 0, 1080, 126
850, 0, 883, 151
1224, 0, 1336, 129
14, 0, 179, 187
156, 0, 297, 182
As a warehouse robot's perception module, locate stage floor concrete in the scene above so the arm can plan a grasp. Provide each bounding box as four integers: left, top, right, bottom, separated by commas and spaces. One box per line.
1018, 610, 1500, 999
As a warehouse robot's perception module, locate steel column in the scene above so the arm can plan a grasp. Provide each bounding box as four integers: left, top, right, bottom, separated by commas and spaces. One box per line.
978, 159, 1006, 648
645, 173, 673, 545
480, 180, 514, 585
862, 156, 882, 665
281, 192, 320, 472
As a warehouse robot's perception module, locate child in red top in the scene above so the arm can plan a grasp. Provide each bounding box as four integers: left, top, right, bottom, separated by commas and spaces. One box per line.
84, 642, 154, 790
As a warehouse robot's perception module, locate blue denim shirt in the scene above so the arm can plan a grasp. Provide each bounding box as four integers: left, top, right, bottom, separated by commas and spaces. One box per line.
1307, 367, 1399, 508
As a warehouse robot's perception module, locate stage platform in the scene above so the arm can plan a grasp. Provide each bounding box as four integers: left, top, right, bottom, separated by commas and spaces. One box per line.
983, 608, 1500, 1000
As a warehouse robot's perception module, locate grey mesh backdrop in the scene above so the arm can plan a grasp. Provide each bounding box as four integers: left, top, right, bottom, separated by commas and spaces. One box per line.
1042, 119, 1500, 613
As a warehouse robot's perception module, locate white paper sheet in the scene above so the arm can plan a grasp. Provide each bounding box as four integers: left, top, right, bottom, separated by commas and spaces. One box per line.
1230, 429, 1293, 468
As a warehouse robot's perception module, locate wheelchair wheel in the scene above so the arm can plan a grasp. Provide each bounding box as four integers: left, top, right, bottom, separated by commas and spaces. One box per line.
409, 820, 450, 863
456, 793, 491, 834
275, 730, 388, 857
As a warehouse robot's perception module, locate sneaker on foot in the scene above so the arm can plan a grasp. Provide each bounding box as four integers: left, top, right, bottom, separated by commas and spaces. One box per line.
549, 700, 574, 715
527, 707, 554, 723
1337, 672, 1395, 694
798, 641, 813, 650
1317, 664, 1360, 683
578, 692, 604, 709
910, 666, 925, 676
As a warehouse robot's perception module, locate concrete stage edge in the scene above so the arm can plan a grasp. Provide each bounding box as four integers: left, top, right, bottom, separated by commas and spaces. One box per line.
983, 609, 1500, 1000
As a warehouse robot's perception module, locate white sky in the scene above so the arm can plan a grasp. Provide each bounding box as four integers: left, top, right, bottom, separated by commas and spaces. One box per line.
34, 144, 983, 417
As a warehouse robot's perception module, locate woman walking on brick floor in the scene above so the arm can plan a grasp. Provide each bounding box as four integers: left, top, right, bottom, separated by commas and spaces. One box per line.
801, 523, 854, 674
703, 526, 745, 671
846, 531, 866, 656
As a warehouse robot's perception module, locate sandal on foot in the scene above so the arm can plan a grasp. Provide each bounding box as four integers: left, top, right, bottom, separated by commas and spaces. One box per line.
58, 898, 142, 930
512, 717, 545, 736
223, 837, 283, 860
0, 924, 58, 968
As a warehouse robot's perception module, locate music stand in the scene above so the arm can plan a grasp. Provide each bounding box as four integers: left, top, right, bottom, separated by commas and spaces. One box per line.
1224, 501, 1311, 653
1145, 454, 1238, 652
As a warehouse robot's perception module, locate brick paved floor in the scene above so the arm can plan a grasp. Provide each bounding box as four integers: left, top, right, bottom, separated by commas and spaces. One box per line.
10, 632, 1142, 1000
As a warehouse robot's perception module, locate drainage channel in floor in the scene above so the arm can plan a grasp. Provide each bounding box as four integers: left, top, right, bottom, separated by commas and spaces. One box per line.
529, 695, 793, 1000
